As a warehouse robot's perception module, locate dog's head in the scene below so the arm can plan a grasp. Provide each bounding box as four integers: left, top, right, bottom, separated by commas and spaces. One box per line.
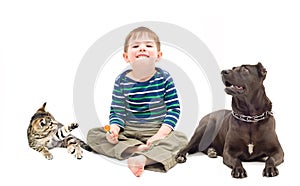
221, 62, 267, 96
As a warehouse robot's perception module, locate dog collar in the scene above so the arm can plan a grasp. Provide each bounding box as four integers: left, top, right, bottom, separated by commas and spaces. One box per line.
231, 110, 273, 123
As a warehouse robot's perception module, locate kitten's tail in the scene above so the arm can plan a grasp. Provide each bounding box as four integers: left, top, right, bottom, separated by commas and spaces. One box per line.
78, 139, 93, 152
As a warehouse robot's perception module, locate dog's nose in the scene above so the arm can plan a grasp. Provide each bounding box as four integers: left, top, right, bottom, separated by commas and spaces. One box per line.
221, 70, 230, 75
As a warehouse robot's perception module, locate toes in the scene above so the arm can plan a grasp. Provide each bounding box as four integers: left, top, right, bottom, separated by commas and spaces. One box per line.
127, 156, 146, 177
44, 153, 53, 160
231, 167, 247, 178
207, 147, 217, 158
263, 166, 279, 177
175, 154, 187, 163
70, 123, 79, 129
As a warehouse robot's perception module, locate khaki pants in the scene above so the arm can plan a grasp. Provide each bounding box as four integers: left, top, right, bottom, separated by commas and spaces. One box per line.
87, 123, 188, 172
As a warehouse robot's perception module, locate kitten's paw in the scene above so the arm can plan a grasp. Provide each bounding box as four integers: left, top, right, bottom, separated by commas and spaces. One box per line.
67, 145, 76, 154
67, 144, 83, 159
44, 152, 53, 160
74, 150, 83, 159
69, 123, 79, 130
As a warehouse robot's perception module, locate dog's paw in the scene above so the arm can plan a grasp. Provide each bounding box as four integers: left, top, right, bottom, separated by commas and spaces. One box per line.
175, 153, 187, 163
207, 147, 217, 158
231, 166, 247, 178
263, 165, 279, 177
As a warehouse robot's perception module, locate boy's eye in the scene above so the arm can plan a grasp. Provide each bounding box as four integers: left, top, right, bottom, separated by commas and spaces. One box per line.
132, 45, 139, 48
146, 45, 153, 47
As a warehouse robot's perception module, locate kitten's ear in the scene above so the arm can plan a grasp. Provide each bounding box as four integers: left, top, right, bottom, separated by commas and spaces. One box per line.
37, 102, 47, 112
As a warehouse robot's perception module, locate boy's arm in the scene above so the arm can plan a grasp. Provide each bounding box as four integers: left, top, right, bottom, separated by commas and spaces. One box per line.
154, 124, 172, 136
146, 125, 172, 146
147, 74, 180, 145
106, 76, 126, 144
162, 75, 181, 129
109, 76, 126, 129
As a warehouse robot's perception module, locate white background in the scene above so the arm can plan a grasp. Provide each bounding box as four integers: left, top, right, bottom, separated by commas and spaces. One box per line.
1, 0, 299, 185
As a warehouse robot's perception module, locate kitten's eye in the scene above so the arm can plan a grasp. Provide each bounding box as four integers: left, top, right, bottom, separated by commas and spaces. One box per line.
40, 119, 46, 127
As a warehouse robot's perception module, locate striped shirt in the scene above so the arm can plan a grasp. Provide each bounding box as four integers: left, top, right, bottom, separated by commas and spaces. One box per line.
109, 67, 180, 130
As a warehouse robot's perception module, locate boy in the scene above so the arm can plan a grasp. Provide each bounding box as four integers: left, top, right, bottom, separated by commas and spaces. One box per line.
87, 26, 188, 177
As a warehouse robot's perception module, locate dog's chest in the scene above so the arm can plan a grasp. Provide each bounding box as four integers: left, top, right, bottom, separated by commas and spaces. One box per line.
247, 143, 254, 155
234, 123, 256, 155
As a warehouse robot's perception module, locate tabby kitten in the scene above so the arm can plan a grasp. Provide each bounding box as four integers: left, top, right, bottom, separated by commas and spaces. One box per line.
27, 102, 92, 159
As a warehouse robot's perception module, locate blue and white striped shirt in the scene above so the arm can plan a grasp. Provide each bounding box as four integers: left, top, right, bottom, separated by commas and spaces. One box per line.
109, 67, 180, 130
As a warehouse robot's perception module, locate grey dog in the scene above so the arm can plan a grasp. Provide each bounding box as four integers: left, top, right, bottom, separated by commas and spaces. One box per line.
175, 62, 284, 178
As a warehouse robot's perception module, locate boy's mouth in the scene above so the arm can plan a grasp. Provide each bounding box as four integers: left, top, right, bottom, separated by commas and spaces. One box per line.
136, 54, 149, 58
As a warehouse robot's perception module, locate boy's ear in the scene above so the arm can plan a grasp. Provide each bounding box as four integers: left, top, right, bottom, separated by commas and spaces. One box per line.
123, 52, 130, 63
156, 51, 163, 61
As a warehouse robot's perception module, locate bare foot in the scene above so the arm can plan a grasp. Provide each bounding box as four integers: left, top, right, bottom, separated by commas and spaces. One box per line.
124, 144, 149, 155
127, 155, 147, 177
136, 144, 149, 152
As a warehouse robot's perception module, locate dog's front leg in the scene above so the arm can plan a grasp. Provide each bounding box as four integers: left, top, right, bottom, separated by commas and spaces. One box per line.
223, 147, 247, 178
263, 146, 284, 177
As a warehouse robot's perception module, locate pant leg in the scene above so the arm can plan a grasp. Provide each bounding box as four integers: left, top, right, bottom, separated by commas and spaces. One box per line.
137, 130, 188, 172
123, 123, 188, 172
87, 124, 188, 172
86, 127, 143, 160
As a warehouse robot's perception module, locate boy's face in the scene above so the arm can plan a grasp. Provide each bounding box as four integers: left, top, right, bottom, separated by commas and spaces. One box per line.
123, 40, 162, 63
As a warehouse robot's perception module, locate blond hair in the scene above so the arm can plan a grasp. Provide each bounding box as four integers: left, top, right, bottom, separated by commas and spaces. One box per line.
124, 26, 161, 52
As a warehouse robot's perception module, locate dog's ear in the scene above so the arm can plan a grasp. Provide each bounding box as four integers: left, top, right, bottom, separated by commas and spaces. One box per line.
257, 62, 267, 80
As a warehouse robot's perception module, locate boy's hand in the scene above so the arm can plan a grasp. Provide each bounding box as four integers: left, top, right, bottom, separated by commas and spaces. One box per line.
105, 124, 120, 144
146, 134, 165, 146
146, 125, 172, 146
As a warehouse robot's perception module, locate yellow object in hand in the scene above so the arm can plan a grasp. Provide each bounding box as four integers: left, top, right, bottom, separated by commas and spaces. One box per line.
104, 125, 111, 134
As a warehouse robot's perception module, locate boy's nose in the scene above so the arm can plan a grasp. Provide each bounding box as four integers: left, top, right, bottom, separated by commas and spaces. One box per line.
139, 44, 146, 51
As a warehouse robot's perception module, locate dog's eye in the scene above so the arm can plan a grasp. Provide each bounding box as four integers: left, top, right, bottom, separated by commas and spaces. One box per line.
241, 66, 249, 73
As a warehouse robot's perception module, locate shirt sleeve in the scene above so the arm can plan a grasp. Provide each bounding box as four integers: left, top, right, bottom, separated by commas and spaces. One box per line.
162, 72, 180, 129
109, 75, 126, 128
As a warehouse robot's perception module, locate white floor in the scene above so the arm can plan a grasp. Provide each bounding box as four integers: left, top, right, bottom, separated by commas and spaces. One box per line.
0, 119, 294, 186
3, 144, 291, 186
